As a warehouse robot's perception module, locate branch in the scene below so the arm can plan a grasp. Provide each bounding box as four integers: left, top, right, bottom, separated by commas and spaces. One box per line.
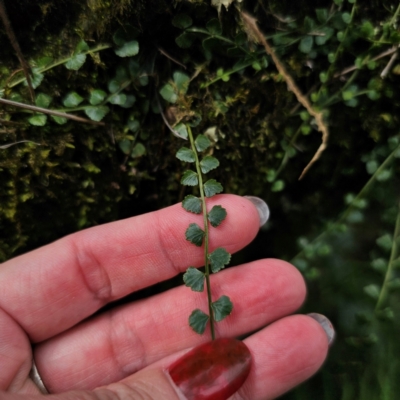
0, 0, 35, 102
241, 12, 329, 180
0, 98, 106, 126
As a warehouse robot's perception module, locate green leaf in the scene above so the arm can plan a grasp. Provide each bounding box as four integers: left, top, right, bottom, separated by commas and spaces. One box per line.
65, 53, 86, 70
25, 70, 43, 89
363, 284, 380, 300
209, 247, 231, 272
206, 18, 222, 35
208, 205, 227, 227
108, 79, 120, 94
183, 267, 205, 292
51, 115, 67, 125
119, 139, 132, 155
271, 180, 285, 192
131, 143, 146, 158
120, 95, 136, 108
195, 134, 211, 152
172, 14, 192, 29
75, 40, 89, 53
173, 71, 190, 93
35, 93, 52, 108
182, 195, 202, 214
176, 147, 195, 162
84, 106, 109, 121
315, 8, 328, 23
181, 170, 198, 186
113, 26, 139, 46
176, 32, 196, 48
115, 41, 139, 57
203, 179, 223, 197
200, 156, 219, 173
174, 123, 188, 139
299, 36, 313, 53
109, 93, 127, 106
185, 223, 205, 247
189, 309, 209, 334
342, 12, 351, 24
212, 295, 233, 321
315, 27, 335, 45
160, 83, 178, 104
89, 90, 107, 105
28, 114, 47, 126
127, 119, 140, 132
63, 92, 83, 107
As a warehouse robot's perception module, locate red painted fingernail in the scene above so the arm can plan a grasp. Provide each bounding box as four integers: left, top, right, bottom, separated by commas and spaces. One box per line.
167, 338, 251, 400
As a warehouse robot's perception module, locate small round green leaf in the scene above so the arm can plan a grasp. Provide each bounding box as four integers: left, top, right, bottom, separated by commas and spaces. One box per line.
195, 134, 211, 152
109, 93, 127, 106
25, 70, 43, 89
173, 71, 190, 93
115, 40, 139, 57
176, 32, 196, 48
51, 115, 67, 125
176, 147, 195, 162
28, 114, 47, 126
342, 12, 351, 24
89, 90, 107, 105
35, 93, 52, 108
181, 170, 198, 186
75, 40, 89, 53
363, 284, 380, 300
209, 247, 231, 273
119, 139, 132, 155
203, 179, 223, 197
189, 309, 209, 334
119, 94, 136, 108
84, 105, 110, 121
160, 83, 178, 104
172, 14, 193, 29
65, 53, 86, 70
131, 143, 146, 158
212, 295, 233, 322
299, 36, 313, 53
206, 18, 222, 35
182, 195, 202, 214
174, 123, 188, 140
200, 156, 219, 174
183, 267, 205, 292
63, 92, 84, 108
185, 223, 205, 247
208, 205, 227, 227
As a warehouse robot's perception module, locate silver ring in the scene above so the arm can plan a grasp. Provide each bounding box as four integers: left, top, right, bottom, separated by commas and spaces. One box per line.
30, 359, 49, 394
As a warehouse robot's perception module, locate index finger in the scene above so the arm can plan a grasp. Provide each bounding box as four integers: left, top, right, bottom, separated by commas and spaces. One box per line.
0, 195, 260, 342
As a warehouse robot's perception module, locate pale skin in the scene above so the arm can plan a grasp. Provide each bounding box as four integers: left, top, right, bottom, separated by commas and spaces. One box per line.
0, 195, 329, 399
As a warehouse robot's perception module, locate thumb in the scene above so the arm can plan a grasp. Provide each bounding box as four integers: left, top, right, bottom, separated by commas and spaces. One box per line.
102, 337, 252, 400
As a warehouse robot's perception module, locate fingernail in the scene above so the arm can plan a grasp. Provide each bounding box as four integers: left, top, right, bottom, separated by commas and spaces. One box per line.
308, 313, 335, 346
167, 338, 252, 400
244, 196, 270, 226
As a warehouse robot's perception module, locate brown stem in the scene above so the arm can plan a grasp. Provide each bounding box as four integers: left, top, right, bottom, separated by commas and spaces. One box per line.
0, 0, 35, 102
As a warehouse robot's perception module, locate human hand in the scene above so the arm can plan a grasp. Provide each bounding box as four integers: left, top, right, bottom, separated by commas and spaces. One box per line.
0, 195, 334, 399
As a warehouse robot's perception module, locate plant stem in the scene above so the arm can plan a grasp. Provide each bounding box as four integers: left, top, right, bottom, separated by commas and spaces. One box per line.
187, 125, 216, 340
375, 199, 400, 310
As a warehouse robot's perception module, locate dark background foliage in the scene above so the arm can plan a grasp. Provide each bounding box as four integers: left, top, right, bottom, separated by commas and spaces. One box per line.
1, 0, 400, 398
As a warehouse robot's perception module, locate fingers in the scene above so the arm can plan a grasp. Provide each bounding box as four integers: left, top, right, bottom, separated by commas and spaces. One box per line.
0, 195, 260, 342
33, 259, 306, 393
234, 315, 330, 400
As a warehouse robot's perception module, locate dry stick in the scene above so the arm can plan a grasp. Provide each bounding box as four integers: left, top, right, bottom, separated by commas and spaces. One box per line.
241, 12, 329, 180
0, 98, 105, 126
0, 0, 35, 102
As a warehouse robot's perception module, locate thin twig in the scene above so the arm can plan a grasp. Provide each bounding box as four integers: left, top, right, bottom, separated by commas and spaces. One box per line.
380, 46, 399, 78
0, 98, 105, 126
158, 47, 186, 69
241, 12, 329, 179
334, 46, 398, 78
0, 140, 41, 149
0, 0, 35, 102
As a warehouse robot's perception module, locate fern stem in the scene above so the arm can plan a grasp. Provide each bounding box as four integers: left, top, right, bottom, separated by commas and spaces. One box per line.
187, 125, 216, 340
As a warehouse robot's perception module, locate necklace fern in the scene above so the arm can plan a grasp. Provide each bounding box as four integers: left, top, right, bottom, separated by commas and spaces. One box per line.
176, 125, 233, 340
